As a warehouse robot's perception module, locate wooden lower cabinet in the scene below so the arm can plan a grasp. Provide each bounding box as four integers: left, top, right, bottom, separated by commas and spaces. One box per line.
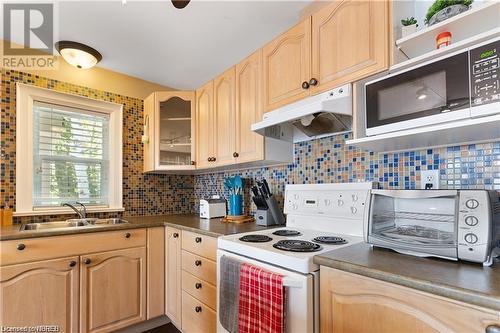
182, 291, 217, 333
166, 227, 183, 329
80, 247, 147, 333
320, 267, 500, 333
0, 256, 80, 332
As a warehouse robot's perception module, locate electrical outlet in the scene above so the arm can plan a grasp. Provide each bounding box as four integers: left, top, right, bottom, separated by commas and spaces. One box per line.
420, 170, 440, 189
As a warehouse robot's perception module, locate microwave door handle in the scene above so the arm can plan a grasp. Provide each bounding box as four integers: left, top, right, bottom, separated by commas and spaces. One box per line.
371, 189, 458, 199
282, 277, 303, 289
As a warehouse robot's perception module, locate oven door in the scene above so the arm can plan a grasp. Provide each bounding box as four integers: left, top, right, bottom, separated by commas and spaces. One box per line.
365, 51, 470, 136
367, 190, 459, 259
216, 249, 317, 333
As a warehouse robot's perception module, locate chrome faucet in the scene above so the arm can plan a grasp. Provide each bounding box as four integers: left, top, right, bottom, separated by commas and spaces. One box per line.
62, 202, 87, 219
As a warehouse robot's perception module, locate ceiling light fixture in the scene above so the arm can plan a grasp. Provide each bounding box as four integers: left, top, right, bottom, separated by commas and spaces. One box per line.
171, 0, 190, 9
55, 41, 102, 69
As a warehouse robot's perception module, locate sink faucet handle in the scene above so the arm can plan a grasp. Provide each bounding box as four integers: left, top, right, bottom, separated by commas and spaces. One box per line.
75, 201, 87, 219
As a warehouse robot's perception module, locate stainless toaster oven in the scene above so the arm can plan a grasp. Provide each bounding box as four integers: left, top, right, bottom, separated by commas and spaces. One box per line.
364, 190, 500, 266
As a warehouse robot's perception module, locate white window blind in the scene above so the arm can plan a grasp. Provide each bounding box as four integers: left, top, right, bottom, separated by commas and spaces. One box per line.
33, 101, 110, 208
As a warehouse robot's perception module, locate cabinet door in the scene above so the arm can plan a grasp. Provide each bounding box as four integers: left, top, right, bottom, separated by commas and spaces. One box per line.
311, 0, 389, 94
0, 256, 79, 332
147, 227, 165, 319
155, 91, 196, 169
263, 18, 311, 111
214, 67, 236, 166
80, 247, 146, 333
166, 227, 182, 328
235, 50, 264, 163
320, 267, 500, 333
196, 81, 215, 169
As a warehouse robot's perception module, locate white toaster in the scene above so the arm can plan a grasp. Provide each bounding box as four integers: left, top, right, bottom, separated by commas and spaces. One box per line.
199, 198, 226, 219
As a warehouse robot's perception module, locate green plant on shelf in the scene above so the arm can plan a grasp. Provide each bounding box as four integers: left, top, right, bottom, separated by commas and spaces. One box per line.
401, 17, 418, 27
425, 0, 473, 24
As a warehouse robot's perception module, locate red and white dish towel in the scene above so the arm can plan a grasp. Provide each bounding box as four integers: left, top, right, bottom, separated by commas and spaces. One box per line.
238, 263, 286, 333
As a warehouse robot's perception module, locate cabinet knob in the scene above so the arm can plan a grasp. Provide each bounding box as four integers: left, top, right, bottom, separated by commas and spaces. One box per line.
16, 243, 26, 251
207, 157, 211, 162
125, 232, 131, 238
173, 232, 179, 238
195, 237, 202, 243
233, 152, 239, 158
191, 160, 196, 165
195, 282, 202, 289
212, 157, 216, 162
195, 306, 202, 313
301, 81, 310, 89
486, 325, 500, 333
195, 260, 202, 266
69, 260, 77, 267
84, 258, 91, 265
309, 78, 318, 86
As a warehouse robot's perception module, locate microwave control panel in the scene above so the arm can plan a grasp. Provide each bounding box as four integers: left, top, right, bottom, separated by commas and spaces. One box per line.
470, 40, 500, 106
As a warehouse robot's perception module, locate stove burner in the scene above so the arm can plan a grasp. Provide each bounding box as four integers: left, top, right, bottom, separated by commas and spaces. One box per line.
312, 236, 347, 245
239, 235, 273, 243
272, 229, 302, 237
273, 240, 322, 252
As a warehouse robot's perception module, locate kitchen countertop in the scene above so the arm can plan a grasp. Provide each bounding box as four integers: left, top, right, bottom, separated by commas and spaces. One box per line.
0, 214, 273, 241
314, 243, 500, 311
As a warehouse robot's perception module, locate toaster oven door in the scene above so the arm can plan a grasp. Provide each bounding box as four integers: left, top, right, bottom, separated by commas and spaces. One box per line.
367, 190, 459, 259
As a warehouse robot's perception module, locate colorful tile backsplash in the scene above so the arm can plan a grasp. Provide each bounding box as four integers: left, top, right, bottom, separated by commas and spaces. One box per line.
2, 69, 499, 221
193, 133, 500, 214
1, 69, 194, 223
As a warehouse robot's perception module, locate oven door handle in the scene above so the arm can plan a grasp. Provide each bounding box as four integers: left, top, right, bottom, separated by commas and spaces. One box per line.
282, 277, 303, 288
371, 189, 457, 198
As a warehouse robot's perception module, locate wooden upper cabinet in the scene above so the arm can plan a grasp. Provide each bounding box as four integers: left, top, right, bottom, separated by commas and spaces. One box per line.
165, 227, 182, 329
320, 267, 500, 333
214, 67, 236, 166
311, 0, 389, 94
235, 49, 264, 163
0, 256, 79, 333
80, 247, 147, 333
263, 17, 311, 112
196, 81, 215, 169
144, 91, 196, 172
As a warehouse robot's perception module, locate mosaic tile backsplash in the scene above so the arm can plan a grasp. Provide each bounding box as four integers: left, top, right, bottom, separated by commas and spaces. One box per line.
1, 69, 194, 223
193, 133, 500, 214
2, 69, 499, 221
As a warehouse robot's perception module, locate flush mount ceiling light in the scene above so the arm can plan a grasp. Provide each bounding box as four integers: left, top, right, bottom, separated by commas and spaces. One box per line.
171, 0, 190, 9
55, 41, 102, 69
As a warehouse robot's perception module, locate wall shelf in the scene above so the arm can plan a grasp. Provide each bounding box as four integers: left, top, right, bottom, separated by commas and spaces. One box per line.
396, 1, 500, 59
346, 115, 500, 153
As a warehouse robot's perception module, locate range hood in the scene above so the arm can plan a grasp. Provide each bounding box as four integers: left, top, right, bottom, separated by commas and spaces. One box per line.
251, 84, 352, 142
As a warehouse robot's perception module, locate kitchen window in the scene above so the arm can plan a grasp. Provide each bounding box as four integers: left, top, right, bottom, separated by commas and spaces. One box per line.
15, 84, 123, 216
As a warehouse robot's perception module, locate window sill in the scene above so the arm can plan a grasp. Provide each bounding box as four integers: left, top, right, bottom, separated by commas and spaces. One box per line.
13, 207, 125, 217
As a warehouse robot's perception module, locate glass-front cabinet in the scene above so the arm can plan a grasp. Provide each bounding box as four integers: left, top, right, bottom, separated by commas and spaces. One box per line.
143, 91, 195, 172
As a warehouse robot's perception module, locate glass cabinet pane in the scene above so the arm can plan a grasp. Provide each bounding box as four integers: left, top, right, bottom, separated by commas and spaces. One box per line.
159, 96, 192, 166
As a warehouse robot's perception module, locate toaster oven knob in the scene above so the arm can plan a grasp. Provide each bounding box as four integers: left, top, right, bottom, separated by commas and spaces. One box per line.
464, 233, 478, 244
465, 216, 479, 226
465, 199, 479, 209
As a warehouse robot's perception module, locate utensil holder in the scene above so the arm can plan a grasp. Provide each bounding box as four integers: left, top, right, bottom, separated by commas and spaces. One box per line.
265, 196, 285, 225
228, 194, 243, 216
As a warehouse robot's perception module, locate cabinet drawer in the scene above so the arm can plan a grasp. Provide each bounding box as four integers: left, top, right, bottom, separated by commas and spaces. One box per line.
182, 270, 216, 309
181, 250, 216, 285
1, 229, 147, 266
181, 231, 217, 260
182, 291, 216, 333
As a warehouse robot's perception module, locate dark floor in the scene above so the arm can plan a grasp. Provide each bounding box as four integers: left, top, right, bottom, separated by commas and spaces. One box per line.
143, 323, 181, 333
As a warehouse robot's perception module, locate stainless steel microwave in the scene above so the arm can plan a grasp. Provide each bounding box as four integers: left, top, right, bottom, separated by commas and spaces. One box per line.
365, 38, 500, 136
364, 190, 500, 266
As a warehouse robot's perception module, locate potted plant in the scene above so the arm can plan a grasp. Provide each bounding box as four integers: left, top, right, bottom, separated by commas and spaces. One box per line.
401, 17, 418, 37
425, 0, 473, 26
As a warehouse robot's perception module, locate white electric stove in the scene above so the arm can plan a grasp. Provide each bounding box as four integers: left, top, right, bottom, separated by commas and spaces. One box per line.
217, 182, 375, 333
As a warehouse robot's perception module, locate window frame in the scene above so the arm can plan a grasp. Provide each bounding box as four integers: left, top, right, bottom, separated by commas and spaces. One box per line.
15, 83, 124, 216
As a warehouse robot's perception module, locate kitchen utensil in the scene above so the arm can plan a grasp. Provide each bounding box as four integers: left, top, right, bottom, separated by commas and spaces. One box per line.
262, 179, 272, 196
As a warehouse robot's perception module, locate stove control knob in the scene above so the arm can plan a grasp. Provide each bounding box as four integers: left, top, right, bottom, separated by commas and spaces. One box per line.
352, 194, 358, 202
292, 204, 298, 210
465, 216, 479, 226
464, 233, 478, 244
324, 199, 331, 206
350, 206, 357, 214
465, 199, 479, 209
294, 194, 300, 200
338, 199, 344, 206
